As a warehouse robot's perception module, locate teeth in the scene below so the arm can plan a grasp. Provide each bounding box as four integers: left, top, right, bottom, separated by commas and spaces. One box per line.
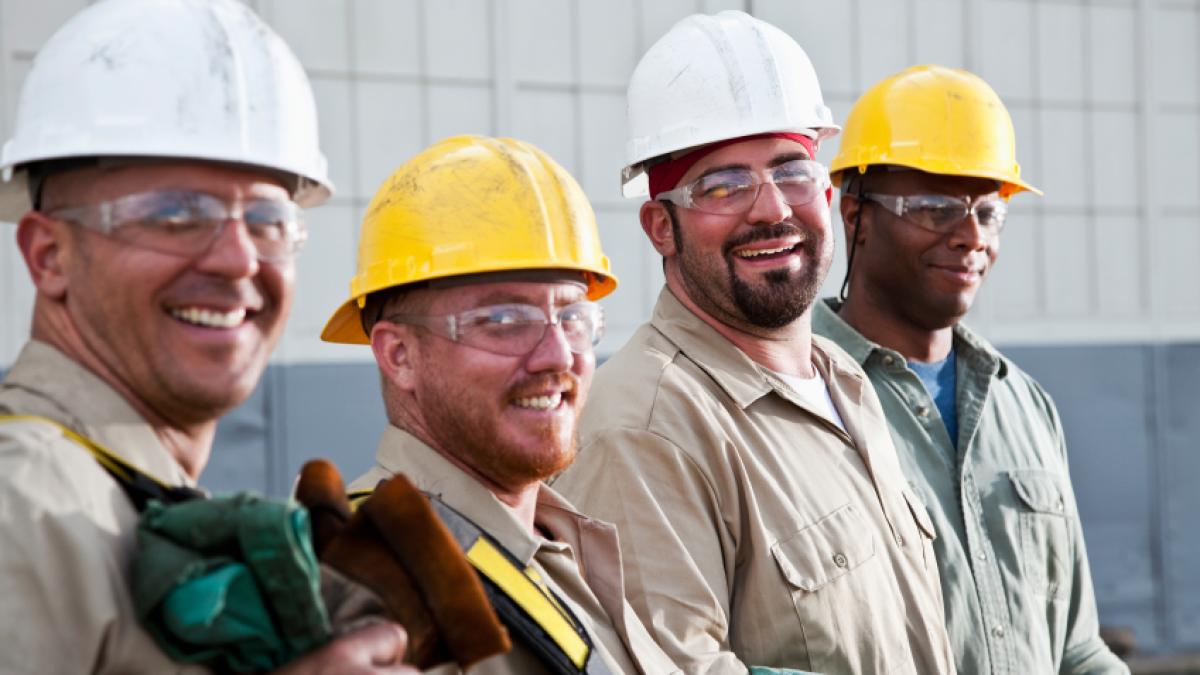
513, 393, 563, 410
170, 306, 247, 328
736, 244, 794, 258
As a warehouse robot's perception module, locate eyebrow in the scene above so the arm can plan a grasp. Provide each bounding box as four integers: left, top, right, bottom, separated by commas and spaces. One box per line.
473, 288, 586, 307
694, 152, 814, 181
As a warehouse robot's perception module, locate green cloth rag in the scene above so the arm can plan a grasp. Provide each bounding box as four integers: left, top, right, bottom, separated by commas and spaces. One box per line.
134, 493, 332, 672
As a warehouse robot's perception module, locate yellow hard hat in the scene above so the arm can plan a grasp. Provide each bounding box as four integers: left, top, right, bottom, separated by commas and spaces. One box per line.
321, 135, 617, 344
830, 64, 1041, 199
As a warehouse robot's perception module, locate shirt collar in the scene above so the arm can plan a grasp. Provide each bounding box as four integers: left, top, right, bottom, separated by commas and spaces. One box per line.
813, 298, 1008, 379
1, 340, 195, 486
371, 424, 593, 565
649, 287, 776, 409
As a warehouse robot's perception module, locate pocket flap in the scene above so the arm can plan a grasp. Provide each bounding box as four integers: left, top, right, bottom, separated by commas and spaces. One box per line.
903, 491, 937, 541
771, 504, 876, 592
1008, 469, 1067, 515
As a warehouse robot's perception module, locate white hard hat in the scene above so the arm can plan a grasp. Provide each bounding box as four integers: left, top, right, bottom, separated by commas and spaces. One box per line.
0, 0, 332, 222
621, 10, 839, 198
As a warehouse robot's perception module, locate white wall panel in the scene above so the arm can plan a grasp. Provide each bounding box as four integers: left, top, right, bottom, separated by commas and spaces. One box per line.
1036, 3, 1085, 104
913, 0, 965, 69
858, 0, 910, 89
1151, 112, 1200, 210
352, 0, 422, 76
354, 81, 424, 199
638, 1, 700, 54
280, 203, 360, 363
579, 92, 628, 203
1095, 215, 1144, 318
1041, 214, 1092, 317
1040, 110, 1089, 209
309, 77, 357, 202
594, 206, 652, 354
976, 0, 1034, 102
1150, 6, 1198, 106
0, 0, 84, 54
988, 207, 1041, 322
756, 0, 855, 96
512, 91, 578, 176
1091, 110, 1141, 210
425, 0, 492, 80
428, 84, 492, 143
578, 0, 639, 87
262, 0, 349, 73
1157, 216, 1200, 316
1089, 5, 1137, 105
511, 0, 573, 85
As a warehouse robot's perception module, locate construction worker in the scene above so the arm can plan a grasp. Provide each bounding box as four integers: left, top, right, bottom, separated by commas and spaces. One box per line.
321, 134, 681, 675
554, 12, 955, 675
813, 65, 1128, 674
0, 0, 413, 672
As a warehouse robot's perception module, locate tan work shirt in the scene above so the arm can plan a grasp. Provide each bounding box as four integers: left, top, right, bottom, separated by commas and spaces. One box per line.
0, 340, 205, 674
554, 288, 956, 675
350, 425, 681, 675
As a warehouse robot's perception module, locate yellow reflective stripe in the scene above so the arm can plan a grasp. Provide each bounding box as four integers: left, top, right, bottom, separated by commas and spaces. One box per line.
525, 566, 578, 630
347, 490, 373, 512
466, 537, 589, 669
0, 414, 164, 489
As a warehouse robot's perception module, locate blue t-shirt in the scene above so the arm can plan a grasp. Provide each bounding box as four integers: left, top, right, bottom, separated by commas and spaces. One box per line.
908, 350, 958, 453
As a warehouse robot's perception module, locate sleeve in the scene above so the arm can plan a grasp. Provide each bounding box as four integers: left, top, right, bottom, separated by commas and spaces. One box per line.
1038, 391, 1129, 675
556, 426, 749, 675
0, 428, 194, 674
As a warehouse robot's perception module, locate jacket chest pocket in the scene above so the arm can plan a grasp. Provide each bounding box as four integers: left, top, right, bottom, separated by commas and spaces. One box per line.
770, 503, 913, 674
1008, 469, 1074, 601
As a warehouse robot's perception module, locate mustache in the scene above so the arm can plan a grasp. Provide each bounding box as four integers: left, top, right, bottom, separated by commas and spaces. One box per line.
508, 373, 579, 399
722, 223, 806, 256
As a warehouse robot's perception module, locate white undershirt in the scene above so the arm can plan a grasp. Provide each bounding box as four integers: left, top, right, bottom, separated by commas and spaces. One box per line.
773, 369, 848, 432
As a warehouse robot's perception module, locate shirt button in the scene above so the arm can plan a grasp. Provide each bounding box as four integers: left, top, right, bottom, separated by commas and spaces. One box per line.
833, 553, 848, 568
977, 551, 988, 561
916, 405, 930, 418
894, 534, 905, 547
883, 355, 895, 366
991, 625, 1005, 639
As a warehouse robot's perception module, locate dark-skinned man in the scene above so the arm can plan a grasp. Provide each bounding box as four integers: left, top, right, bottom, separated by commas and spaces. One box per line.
0, 1, 412, 672
813, 64, 1127, 674
321, 134, 680, 675
554, 12, 955, 675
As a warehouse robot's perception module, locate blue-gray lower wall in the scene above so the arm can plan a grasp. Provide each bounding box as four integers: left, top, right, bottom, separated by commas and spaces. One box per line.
194, 344, 1200, 656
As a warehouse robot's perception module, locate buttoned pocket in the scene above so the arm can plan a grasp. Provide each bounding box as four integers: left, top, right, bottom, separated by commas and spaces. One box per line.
902, 491, 937, 572
1009, 469, 1073, 600
771, 504, 913, 673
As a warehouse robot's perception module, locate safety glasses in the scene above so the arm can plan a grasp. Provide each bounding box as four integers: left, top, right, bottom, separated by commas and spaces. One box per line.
654, 159, 830, 215
46, 189, 307, 263
386, 301, 604, 356
861, 192, 1008, 235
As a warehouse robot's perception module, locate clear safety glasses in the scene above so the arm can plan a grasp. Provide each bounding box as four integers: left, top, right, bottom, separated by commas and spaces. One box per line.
861, 192, 1008, 235
386, 301, 605, 357
654, 159, 830, 215
46, 189, 307, 263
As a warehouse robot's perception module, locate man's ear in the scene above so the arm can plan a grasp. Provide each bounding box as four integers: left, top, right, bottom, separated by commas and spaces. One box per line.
16, 212, 71, 300
639, 201, 678, 257
839, 194, 870, 247
370, 321, 419, 393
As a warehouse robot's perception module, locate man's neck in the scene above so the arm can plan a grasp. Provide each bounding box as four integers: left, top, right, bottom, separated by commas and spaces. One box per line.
31, 309, 214, 480
665, 272, 816, 377
836, 294, 955, 363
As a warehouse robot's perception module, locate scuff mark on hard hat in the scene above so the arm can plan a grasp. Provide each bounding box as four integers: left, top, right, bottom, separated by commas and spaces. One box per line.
667, 65, 690, 87
86, 41, 125, 71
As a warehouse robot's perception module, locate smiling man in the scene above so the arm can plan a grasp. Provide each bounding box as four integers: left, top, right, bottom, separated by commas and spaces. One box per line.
324, 135, 679, 675
814, 65, 1127, 674
0, 1, 412, 673
553, 12, 954, 675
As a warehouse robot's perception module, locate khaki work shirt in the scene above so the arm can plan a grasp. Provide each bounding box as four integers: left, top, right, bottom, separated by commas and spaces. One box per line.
0, 340, 205, 674
813, 299, 1128, 674
350, 425, 681, 675
554, 288, 956, 675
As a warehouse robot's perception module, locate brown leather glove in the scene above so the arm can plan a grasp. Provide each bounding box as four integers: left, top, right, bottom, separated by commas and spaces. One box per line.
296, 460, 510, 670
